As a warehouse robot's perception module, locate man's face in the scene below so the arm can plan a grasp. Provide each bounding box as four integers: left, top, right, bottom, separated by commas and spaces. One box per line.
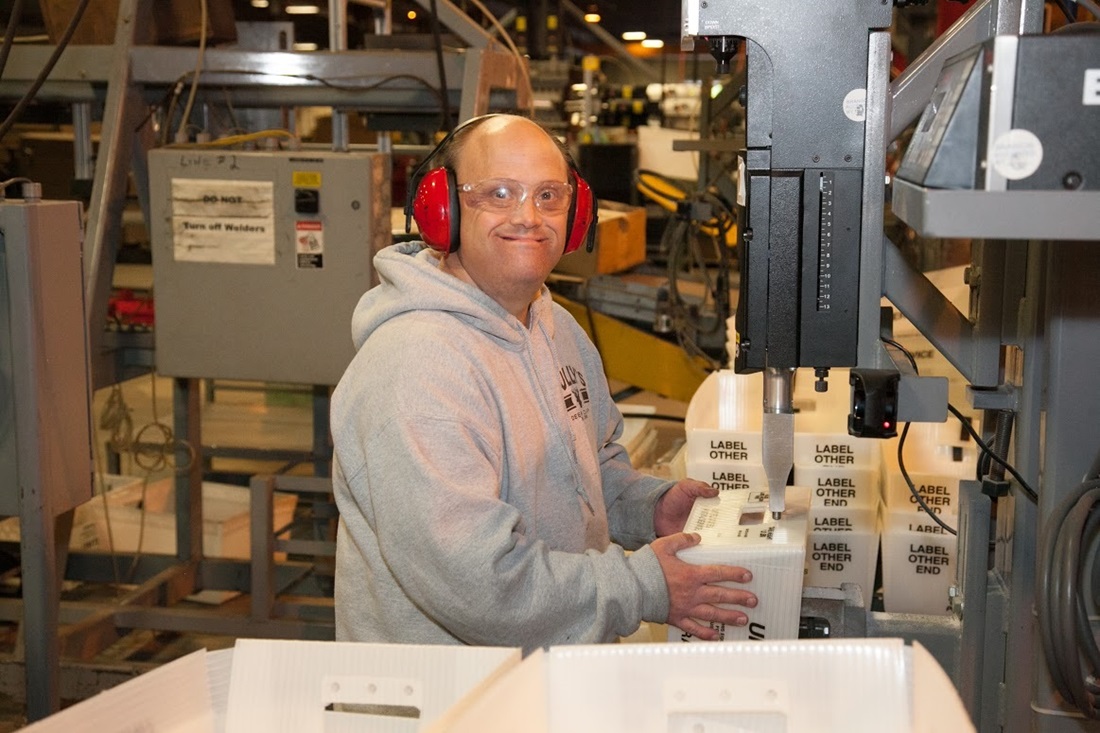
448, 118, 572, 319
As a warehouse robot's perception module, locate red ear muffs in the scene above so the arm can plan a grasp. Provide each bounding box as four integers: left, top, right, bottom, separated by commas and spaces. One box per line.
411, 167, 460, 253
414, 165, 598, 255
404, 113, 599, 255
564, 169, 597, 255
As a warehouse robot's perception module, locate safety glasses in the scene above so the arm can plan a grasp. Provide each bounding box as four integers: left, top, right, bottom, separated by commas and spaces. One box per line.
458, 178, 573, 215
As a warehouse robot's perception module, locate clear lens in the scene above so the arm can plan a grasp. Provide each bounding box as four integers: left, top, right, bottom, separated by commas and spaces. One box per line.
459, 178, 572, 214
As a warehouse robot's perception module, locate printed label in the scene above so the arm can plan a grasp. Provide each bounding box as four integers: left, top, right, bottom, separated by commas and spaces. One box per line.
170, 179, 275, 264
812, 540, 852, 572
907, 482, 954, 513
813, 515, 854, 531
990, 129, 1043, 181
907, 542, 952, 575
812, 443, 855, 466
843, 89, 867, 122
295, 220, 323, 268
1084, 69, 1100, 106
907, 520, 948, 535
705, 470, 754, 492
708, 439, 750, 462
814, 478, 856, 507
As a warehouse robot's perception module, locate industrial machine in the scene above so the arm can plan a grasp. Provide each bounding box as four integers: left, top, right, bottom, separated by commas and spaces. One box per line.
682, 0, 1100, 731
683, 0, 949, 520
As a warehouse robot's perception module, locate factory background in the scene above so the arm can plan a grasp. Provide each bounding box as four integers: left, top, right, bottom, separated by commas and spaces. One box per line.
0, 0, 1098, 730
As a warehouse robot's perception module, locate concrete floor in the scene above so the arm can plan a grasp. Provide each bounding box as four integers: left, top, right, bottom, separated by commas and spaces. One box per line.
2, 373, 688, 728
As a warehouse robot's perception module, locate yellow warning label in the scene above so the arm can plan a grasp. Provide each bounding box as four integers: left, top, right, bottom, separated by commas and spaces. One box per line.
293, 171, 322, 188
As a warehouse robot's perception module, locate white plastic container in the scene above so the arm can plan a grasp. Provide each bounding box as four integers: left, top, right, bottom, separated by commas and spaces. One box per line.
794, 464, 881, 510
683, 459, 767, 492
880, 512, 956, 615
805, 505, 879, 599
427, 638, 976, 733
684, 370, 764, 465
669, 486, 810, 643
793, 409, 881, 469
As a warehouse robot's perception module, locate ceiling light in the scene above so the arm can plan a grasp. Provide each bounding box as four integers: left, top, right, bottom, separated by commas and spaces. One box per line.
285, 4, 321, 14
293, 42, 319, 51
250, 0, 269, 7
584, 12, 601, 22
641, 39, 665, 49
407, 10, 417, 19
622, 31, 647, 41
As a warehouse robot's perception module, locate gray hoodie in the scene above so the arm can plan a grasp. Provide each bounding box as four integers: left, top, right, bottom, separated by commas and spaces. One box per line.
331, 241, 673, 653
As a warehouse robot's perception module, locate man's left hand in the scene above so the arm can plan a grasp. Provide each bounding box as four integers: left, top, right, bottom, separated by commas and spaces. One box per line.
654, 479, 717, 537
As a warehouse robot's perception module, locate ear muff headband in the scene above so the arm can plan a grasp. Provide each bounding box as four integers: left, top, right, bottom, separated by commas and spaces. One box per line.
405, 115, 598, 255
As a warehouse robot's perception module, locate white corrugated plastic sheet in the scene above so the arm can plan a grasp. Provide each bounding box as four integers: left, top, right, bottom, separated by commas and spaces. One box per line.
428, 639, 975, 733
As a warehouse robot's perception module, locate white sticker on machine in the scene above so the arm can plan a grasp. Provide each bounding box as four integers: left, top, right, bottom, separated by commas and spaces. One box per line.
1085, 69, 1100, 105
990, 129, 1043, 181
170, 179, 275, 264
843, 88, 867, 122
296, 220, 324, 268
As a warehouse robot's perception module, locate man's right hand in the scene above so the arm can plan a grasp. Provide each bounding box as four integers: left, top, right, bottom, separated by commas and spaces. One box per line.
651, 532, 757, 640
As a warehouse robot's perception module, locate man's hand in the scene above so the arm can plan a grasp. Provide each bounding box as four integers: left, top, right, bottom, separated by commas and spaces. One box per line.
651, 532, 757, 641
654, 479, 718, 537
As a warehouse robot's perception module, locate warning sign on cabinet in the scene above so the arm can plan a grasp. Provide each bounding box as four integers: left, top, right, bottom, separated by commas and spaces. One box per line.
295, 220, 324, 268
170, 179, 276, 264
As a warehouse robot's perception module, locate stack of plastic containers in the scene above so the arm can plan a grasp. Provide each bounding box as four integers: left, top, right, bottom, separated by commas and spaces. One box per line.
878, 265, 976, 614
792, 371, 882, 602
878, 421, 976, 614
682, 369, 767, 490
672, 370, 809, 642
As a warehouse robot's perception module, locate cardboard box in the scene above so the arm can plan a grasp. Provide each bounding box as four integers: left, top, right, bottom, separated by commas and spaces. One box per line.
552, 201, 646, 277
426, 638, 975, 733
670, 486, 810, 642
24, 640, 521, 733
39, 0, 237, 45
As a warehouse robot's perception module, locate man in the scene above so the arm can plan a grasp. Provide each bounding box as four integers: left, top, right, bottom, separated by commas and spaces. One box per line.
331, 114, 755, 653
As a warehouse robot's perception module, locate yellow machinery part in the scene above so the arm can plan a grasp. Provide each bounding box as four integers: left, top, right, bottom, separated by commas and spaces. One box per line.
553, 293, 709, 404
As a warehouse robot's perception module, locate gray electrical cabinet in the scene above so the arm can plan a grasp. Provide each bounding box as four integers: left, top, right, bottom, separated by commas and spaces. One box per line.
148, 149, 391, 386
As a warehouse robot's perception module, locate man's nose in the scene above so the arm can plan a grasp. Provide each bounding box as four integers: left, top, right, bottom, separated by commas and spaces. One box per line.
509, 194, 541, 225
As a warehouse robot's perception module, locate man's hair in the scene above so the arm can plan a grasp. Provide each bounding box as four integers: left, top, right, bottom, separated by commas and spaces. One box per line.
429, 115, 574, 178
